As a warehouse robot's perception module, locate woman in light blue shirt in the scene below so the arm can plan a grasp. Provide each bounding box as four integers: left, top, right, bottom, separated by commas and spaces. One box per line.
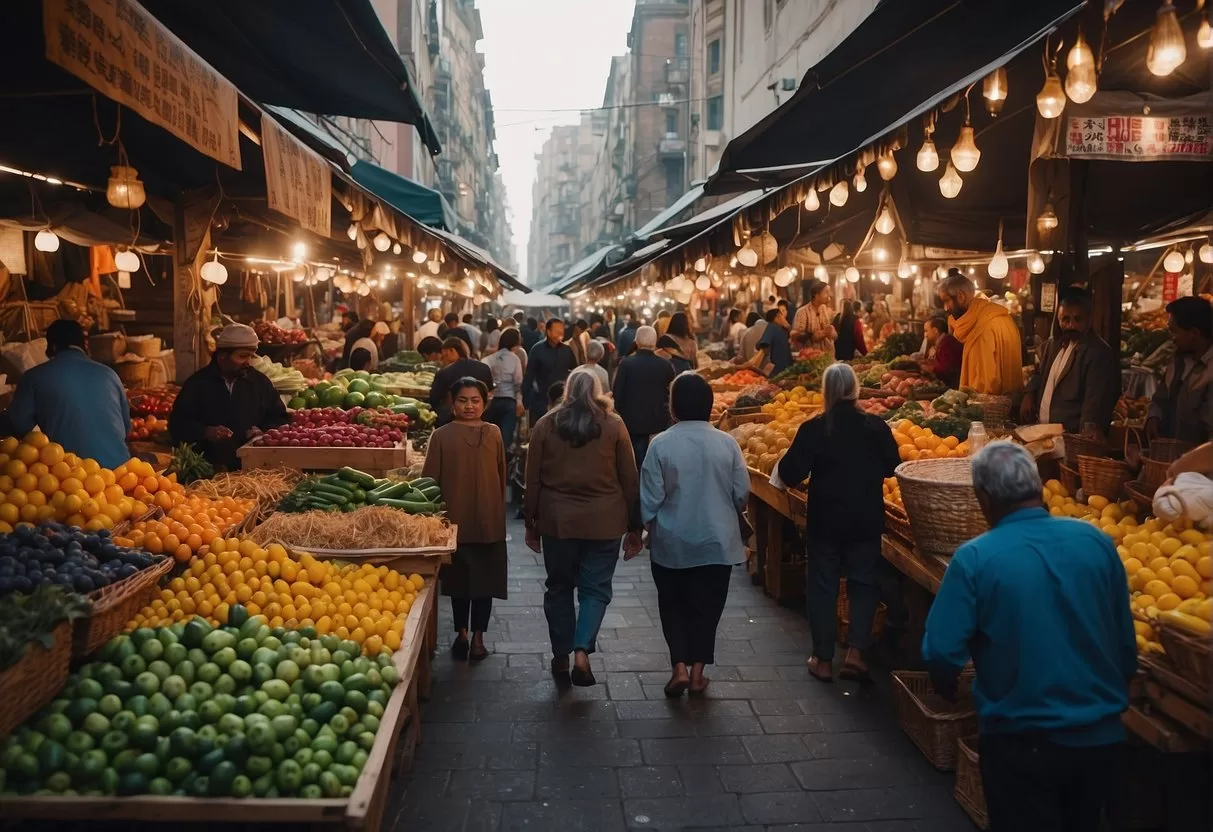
482, 328, 524, 451
639, 372, 750, 697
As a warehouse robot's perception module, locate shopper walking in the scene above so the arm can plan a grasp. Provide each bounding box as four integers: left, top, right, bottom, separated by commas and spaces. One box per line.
640, 373, 749, 697
522, 318, 577, 424
430, 337, 494, 426
665, 311, 698, 369
583, 339, 610, 394
773, 362, 900, 682
612, 325, 676, 469
923, 441, 1136, 832
525, 369, 642, 686
423, 378, 508, 662
483, 328, 525, 451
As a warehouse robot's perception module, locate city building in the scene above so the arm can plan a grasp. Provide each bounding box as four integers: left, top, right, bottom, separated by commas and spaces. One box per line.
528, 124, 584, 286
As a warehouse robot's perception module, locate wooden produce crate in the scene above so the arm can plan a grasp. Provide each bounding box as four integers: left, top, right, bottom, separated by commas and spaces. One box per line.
1140, 656, 1211, 740
74, 556, 174, 657
237, 440, 410, 477
0, 621, 73, 739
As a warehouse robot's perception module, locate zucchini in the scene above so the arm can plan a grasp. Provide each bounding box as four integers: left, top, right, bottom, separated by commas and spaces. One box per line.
377, 498, 442, 514
367, 482, 411, 503
419, 485, 442, 501
408, 477, 437, 490
308, 484, 350, 504
350, 488, 367, 504
337, 467, 378, 489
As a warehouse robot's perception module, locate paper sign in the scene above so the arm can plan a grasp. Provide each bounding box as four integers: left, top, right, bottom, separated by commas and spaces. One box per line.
1041, 282, 1057, 314
1066, 115, 1212, 161
43, 0, 241, 169
261, 114, 332, 237
1178, 272, 1193, 299
1162, 272, 1179, 303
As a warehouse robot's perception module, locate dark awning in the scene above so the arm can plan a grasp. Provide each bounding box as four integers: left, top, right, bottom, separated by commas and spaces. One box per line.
142, 0, 442, 156
350, 161, 458, 231
707, 0, 1084, 194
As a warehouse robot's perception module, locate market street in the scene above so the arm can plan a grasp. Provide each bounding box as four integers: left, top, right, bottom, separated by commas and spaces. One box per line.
389, 519, 974, 831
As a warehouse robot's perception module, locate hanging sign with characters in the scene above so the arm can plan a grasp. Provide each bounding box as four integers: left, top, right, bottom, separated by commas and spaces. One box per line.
1066, 114, 1212, 161
260, 114, 332, 237
43, 0, 241, 169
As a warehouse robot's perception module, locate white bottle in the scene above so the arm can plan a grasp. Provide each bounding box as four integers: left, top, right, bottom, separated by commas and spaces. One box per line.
967, 421, 988, 454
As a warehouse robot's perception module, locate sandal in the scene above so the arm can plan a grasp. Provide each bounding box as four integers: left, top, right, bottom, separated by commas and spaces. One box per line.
806, 657, 833, 683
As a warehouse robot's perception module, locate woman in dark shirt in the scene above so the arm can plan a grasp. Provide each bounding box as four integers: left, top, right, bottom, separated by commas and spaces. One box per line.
774, 362, 900, 683
832, 302, 868, 361
656, 335, 694, 374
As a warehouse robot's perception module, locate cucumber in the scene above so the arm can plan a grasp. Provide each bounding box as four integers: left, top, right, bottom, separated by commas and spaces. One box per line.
308, 484, 351, 504
419, 486, 442, 501
350, 488, 367, 504
337, 467, 377, 489
377, 498, 442, 514
367, 482, 411, 504
407, 477, 437, 490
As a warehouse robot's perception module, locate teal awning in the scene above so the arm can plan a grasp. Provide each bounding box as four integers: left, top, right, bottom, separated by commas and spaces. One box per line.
350, 160, 458, 231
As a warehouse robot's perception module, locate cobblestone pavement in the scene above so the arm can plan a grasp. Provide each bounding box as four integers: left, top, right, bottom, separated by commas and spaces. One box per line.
387, 521, 974, 831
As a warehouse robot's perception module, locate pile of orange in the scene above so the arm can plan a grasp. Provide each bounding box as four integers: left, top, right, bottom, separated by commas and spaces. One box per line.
127, 538, 424, 655
112, 493, 255, 562
0, 431, 151, 533
891, 420, 970, 461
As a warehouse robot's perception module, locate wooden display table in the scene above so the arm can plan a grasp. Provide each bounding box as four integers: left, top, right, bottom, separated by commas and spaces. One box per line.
238, 440, 410, 477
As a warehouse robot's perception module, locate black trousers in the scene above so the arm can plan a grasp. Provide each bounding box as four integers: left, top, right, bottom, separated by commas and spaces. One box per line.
650, 562, 732, 666
980, 733, 1122, 832
451, 598, 493, 632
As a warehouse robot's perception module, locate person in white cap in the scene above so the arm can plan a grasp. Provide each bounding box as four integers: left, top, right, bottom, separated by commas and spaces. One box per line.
349, 321, 389, 372
169, 323, 288, 471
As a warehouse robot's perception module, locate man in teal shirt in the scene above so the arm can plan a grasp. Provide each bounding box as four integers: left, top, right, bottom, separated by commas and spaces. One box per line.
923, 441, 1136, 831
7, 320, 131, 469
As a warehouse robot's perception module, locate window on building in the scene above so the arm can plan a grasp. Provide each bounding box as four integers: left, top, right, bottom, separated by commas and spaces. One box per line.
674, 32, 687, 57
665, 160, 684, 203
708, 39, 721, 76
706, 96, 723, 131
763, 0, 775, 33
665, 110, 678, 136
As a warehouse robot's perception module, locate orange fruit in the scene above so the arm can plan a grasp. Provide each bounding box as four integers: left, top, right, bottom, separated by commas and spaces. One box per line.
174, 544, 192, 563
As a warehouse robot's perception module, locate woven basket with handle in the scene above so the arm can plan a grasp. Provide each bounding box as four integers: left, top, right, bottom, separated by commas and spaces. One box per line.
1145, 437, 1194, 463
1077, 454, 1130, 500
891, 670, 977, 770
73, 556, 173, 657
1059, 463, 1081, 495
895, 458, 988, 555
1063, 432, 1111, 468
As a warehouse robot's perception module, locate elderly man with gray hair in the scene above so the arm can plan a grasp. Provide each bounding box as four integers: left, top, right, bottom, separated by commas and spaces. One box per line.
612, 325, 676, 468
583, 339, 610, 394
923, 441, 1137, 831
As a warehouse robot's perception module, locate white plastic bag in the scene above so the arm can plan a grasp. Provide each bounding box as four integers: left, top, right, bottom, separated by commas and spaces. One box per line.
1152, 472, 1213, 526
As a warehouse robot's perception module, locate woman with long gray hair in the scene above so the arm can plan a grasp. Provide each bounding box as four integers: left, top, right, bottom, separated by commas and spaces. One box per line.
524, 368, 643, 686
773, 362, 901, 682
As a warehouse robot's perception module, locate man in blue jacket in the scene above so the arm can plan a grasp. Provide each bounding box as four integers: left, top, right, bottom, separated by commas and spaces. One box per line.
7, 319, 131, 468
923, 441, 1137, 831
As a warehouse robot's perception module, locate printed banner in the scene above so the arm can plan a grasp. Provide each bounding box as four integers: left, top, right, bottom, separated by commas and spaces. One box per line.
43, 0, 241, 169
1162, 272, 1179, 303
261, 114, 332, 237
1066, 115, 1213, 161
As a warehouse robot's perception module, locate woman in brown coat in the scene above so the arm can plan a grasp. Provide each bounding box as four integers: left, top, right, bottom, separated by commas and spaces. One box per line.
525, 369, 643, 686
423, 377, 507, 661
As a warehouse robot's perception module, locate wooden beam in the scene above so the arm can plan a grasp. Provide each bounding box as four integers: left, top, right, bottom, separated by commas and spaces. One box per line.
172, 189, 219, 379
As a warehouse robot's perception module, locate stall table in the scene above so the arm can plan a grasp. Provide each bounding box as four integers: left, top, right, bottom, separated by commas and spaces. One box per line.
237, 440, 411, 477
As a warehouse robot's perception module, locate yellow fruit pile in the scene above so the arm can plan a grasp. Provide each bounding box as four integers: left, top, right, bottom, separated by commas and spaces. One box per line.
128, 538, 424, 655
884, 477, 902, 509
760, 386, 824, 418
892, 421, 969, 462
0, 431, 152, 534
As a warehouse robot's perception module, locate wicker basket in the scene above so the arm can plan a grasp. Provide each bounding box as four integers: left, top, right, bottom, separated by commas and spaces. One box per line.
884, 501, 913, 543
126, 335, 163, 358
1138, 456, 1172, 491
1059, 463, 1081, 496
836, 578, 887, 646
0, 620, 73, 738
73, 556, 173, 657
891, 670, 977, 770
954, 736, 989, 830
974, 395, 1011, 428
1124, 479, 1156, 511
89, 331, 126, 363
1157, 622, 1211, 699
894, 458, 988, 555
1077, 454, 1130, 500
1063, 432, 1111, 468
115, 358, 151, 387
1145, 438, 1194, 463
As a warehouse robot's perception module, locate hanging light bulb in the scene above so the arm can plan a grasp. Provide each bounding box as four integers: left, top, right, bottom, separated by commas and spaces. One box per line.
1147, 1, 1187, 76
315, 267, 334, 282
878, 272, 891, 285
695, 274, 711, 291
982, 67, 1008, 117
114, 249, 140, 273
694, 257, 707, 272
1065, 31, 1098, 103
34, 229, 59, 252
876, 152, 897, 181
727, 278, 741, 291
873, 247, 888, 262
427, 259, 441, 274
373, 232, 391, 252
813, 265, 828, 280
1163, 249, 1186, 272
1027, 251, 1046, 274
356, 282, 371, 297
829, 180, 849, 207
935, 266, 949, 280
875, 206, 895, 235
1036, 69, 1066, 118
939, 162, 963, 199
412, 249, 428, 263
1199, 241, 1213, 264
200, 252, 228, 285
1186, 248, 1195, 264
392, 242, 402, 255
106, 165, 146, 209
916, 136, 939, 172
346, 223, 358, 241
988, 241, 1009, 279
804, 188, 820, 211
773, 267, 794, 288
1036, 203, 1059, 235
897, 254, 912, 279
1199, 14, 1212, 49
737, 242, 759, 268
844, 266, 860, 283
853, 168, 867, 193
951, 124, 981, 172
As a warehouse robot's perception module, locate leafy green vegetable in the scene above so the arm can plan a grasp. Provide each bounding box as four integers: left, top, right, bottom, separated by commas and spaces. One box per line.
921, 415, 972, 440
0, 585, 89, 671
167, 444, 214, 485
871, 332, 922, 363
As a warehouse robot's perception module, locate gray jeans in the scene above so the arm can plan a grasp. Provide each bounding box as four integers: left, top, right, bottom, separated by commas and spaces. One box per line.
806, 536, 882, 662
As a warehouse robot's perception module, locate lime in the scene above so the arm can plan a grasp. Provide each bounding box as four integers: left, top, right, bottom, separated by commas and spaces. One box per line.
246, 754, 273, 778
173, 693, 198, 714
230, 773, 252, 798
163, 643, 187, 666
213, 674, 237, 696
212, 647, 237, 670
217, 713, 244, 736
252, 663, 275, 687
275, 759, 302, 794
261, 679, 290, 702
76, 678, 105, 701
133, 752, 160, 778
196, 663, 221, 685
229, 660, 253, 684
147, 660, 173, 682
186, 648, 208, 667
148, 776, 173, 795
188, 681, 213, 702
251, 647, 277, 667
45, 771, 72, 793
156, 628, 179, 648
318, 770, 342, 797
130, 628, 157, 650
127, 695, 149, 717
235, 639, 258, 661
139, 639, 164, 663
329, 714, 349, 736
82, 712, 111, 739
312, 749, 333, 770
172, 661, 196, 685
160, 675, 187, 701
208, 760, 238, 796
300, 783, 323, 799
132, 717, 160, 751
41, 713, 72, 742
99, 730, 128, 756
120, 654, 147, 679
148, 693, 172, 720
252, 772, 274, 797
198, 700, 224, 725
246, 722, 275, 756
343, 690, 368, 714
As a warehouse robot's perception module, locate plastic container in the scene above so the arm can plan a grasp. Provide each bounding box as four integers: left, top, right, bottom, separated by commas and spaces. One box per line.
967, 421, 988, 454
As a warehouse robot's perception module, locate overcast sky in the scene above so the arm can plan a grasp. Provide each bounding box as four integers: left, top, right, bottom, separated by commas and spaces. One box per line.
477, 0, 636, 284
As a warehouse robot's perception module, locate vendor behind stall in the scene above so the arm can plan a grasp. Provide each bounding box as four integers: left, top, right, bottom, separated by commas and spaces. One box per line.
6, 319, 131, 469
1020, 288, 1118, 437
1147, 296, 1213, 443
939, 269, 1023, 395
169, 324, 288, 471
919, 316, 962, 389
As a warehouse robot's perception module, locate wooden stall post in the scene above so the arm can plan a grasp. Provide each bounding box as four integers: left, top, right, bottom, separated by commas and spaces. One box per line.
172, 189, 219, 379
402, 277, 417, 350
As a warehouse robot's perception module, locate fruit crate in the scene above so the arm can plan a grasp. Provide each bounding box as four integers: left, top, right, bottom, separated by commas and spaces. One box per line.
0, 621, 73, 739
237, 440, 410, 478
0, 558, 440, 827
1157, 622, 1211, 700
74, 556, 174, 658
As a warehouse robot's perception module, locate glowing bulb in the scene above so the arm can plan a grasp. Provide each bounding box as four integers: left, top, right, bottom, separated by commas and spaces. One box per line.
1186, 248, 1195, 264
845, 266, 860, 283
1037, 204, 1059, 235
853, 170, 867, 193
1065, 63, 1097, 104
1027, 251, 1046, 274
951, 125, 980, 172
292, 241, 307, 260
695, 274, 711, 291
737, 243, 758, 268
316, 267, 334, 282
804, 188, 820, 211
427, 260, 441, 274
200, 253, 228, 285
875, 206, 895, 235
897, 255, 912, 279
694, 257, 707, 272
1036, 71, 1065, 118
814, 265, 828, 280
373, 232, 391, 252
114, 250, 139, 273
878, 272, 891, 285
728, 279, 740, 291
1164, 249, 1185, 272
939, 163, 963, 199
829, 180, 849, 207
356, 282, 371, 297
873, 247, 888, 262
988, 241, 1009, 279
1147, 1, 1186, 76
773, 267, 794, 288
392, 242, 402, 255
1199, 242, 1213, 264
347, 223, 358, 241
876, 153, 897, 181
412, 249, 428, 263
34, 229, 59, 252
1199, 17, 1212, 49
106, 165, 146, 209
982, 67, 1008, 117
917, 138, 939, 173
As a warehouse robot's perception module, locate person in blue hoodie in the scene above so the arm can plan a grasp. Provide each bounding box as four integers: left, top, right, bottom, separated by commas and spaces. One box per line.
923, 441, 1137, 832
7, 319, 131, 469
